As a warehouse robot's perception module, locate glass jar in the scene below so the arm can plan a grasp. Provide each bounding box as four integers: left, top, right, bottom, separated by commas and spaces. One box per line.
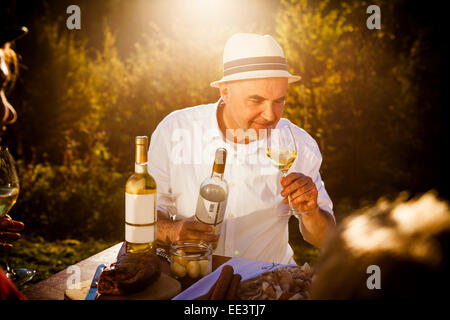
169, 239, 212, 280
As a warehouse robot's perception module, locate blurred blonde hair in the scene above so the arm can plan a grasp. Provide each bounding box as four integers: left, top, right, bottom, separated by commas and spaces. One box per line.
311, 191, 450, 299
1, 42, 19, 92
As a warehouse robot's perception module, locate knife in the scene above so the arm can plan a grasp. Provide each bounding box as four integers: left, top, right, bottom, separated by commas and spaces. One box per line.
85, 264, 106, 300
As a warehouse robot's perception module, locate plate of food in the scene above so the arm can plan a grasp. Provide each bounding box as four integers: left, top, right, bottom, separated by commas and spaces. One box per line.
65, 251, 181, 300
172, 258, 313, 300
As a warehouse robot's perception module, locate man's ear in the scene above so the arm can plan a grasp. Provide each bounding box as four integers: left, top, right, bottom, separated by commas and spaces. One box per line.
218, 82, 230, 104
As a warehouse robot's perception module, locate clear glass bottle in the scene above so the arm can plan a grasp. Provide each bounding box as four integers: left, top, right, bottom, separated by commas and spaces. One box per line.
194, 148, 228, 248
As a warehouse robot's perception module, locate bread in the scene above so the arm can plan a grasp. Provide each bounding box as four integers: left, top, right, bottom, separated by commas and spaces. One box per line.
97, 252, 161, 295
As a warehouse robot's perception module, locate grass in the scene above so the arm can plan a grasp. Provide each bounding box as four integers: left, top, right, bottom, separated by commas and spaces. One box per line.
3, 236, 117, 290
288, 216, 320, 266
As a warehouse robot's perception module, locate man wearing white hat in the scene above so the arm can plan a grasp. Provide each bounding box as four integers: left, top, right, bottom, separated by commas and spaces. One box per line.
151, 33, 335, 264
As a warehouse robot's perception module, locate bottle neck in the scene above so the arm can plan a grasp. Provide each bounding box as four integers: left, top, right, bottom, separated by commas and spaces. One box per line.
135, 162, 148, 174
211, 161, 224, 180
211, 171, 223, 180
135, 143, 148, 174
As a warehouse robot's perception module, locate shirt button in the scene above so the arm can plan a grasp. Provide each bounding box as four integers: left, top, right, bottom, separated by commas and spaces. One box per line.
229, 214, 234, 219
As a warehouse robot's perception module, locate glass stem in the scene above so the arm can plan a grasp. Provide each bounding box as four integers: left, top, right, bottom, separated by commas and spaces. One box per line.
4, 251, 16, 279
282, 172, 297, 216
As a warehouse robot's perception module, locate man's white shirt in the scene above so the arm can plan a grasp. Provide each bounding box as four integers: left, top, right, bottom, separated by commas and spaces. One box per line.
148, 99, 334, 264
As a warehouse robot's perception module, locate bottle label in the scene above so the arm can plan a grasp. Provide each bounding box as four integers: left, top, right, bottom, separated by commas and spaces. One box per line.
206, 201, 222, 220
195, 196, 226, 226
125, 192, 156, 243
125, 224, 155, 244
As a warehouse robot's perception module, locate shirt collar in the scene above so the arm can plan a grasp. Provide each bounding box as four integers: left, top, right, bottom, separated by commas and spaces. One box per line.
209, 98, 226, 141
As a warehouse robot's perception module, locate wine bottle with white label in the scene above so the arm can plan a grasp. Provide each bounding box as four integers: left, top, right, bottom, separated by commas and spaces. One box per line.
125, 136, 157, 254
195, 148, 228, 248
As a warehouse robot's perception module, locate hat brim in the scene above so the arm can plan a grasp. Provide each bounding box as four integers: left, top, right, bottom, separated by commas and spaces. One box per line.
210, 70, 301, 88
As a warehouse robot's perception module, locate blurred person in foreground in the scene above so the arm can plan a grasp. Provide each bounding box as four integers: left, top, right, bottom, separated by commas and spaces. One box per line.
0, 13, 28, 300
310, 191, 450, 299
152, 33, 336, 264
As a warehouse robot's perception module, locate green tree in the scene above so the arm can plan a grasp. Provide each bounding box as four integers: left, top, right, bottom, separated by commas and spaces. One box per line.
276, 0, 422, 220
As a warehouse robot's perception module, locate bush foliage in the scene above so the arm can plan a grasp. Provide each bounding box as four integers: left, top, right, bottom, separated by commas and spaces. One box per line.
6, 0, 443, 249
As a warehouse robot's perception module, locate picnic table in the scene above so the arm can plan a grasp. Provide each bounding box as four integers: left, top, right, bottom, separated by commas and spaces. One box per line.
22, 242, 231, 300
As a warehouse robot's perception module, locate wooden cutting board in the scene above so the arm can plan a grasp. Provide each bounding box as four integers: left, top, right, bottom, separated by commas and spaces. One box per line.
64, 273, 181, 300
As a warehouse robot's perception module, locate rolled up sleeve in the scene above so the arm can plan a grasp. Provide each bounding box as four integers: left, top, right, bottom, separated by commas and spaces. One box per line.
293, 131, 335, 231
314, 172, 335, 222
147, 121, 173, 215
306, 142, 334, 222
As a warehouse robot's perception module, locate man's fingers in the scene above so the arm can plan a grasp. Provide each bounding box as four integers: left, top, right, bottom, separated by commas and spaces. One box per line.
0, 243, 13, 255
180, 230, 219, 243
292, 190, 317, 210
280, 173, 305, 187
281, 175, 310, 197
186, 220, 213, 233
6, 220, 24, 232
0, 232, 21, 243
0, 215, 12, 229
0, 216, 24, 232
289, 182, 316, 202
178, 219, 219, 244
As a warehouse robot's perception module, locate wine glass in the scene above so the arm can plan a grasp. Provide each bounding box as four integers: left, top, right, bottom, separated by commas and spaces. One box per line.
155, 189, 179, 259
158, 188, 180, 222
0, 146, 36, 286
266, 125, 299, 216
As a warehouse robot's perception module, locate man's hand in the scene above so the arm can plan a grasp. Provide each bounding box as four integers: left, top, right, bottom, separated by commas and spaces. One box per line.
172, 216, 219, 247
280, 173, 319, 214
0, 214, 24, 254
280, 173, 336, 248
157, 212, 219, 248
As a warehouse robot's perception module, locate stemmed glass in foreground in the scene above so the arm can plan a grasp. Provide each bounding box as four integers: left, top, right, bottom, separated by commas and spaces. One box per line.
155, 189, 180, 260
158, 189, 180, 222
266, 125, 299, 216
0, 146, 36, 286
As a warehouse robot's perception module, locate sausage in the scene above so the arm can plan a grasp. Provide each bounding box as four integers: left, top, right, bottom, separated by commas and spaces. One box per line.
225, 273, 242, 300
210, 265, 234, 300
195, 282, 217, 300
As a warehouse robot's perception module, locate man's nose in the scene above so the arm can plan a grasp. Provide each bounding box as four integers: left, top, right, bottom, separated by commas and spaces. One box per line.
260, 101, 277, 123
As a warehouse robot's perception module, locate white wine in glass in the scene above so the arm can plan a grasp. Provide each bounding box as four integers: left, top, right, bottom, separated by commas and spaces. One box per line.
0, 146, 36, 286
266, 126, 298, 216
0, 187, 19, 217
266, 149, 297, 173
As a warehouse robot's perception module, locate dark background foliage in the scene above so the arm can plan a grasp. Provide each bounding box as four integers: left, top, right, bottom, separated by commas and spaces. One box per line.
2, 0, 447, 269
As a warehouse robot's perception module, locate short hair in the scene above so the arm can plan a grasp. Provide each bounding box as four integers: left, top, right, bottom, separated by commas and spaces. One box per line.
310, 191, 450, 299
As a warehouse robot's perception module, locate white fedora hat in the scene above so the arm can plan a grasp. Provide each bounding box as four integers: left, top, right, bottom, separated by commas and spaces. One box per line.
210, 33, 301, 88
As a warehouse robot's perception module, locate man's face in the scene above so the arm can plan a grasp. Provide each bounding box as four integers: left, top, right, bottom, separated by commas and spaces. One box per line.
219, 77, 288, 136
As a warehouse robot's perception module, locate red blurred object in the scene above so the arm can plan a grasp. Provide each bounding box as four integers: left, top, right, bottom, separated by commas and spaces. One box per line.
0, 267, 27, 300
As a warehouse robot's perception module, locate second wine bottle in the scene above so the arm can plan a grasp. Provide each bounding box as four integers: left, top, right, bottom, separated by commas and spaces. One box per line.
194, 148, 229, 248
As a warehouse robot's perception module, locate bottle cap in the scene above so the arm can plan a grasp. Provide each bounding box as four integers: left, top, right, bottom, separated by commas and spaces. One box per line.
135, 136, 148, 164
135, 136, 149, 145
